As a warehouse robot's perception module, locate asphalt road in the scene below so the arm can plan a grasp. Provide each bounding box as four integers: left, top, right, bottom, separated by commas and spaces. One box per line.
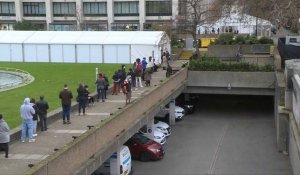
132, 95, 292, 175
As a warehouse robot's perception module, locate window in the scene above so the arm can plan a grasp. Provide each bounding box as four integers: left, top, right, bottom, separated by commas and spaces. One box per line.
114, 1, 139, 16
23, 2, 45, 16
146, 1, 172, 16
49, 24, 76, 31
53, 2, 76, 17
83, 2, 107, 16
0, 2, 15, 16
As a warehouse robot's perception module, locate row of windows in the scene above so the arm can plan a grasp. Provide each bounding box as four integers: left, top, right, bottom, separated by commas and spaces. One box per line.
0, 1, 172, 17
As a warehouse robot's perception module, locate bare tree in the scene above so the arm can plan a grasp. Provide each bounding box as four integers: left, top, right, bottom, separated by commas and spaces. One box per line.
234, 0, 300, 32
177, 0, 232, 58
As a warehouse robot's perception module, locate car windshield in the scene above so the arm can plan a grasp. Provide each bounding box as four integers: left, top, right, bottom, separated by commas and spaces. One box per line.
133, 134, 151, 144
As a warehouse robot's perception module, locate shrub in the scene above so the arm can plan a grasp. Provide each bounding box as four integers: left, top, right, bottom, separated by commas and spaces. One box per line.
215, 33, 234, 45
188, 58, 273, 72
258, 37, 274, 44
233, 35, 245, 44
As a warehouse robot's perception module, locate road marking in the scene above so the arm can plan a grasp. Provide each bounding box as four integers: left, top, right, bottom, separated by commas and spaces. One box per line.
48, 130, 87, 134
3, 154, 49, 160
208, 124, 229, 175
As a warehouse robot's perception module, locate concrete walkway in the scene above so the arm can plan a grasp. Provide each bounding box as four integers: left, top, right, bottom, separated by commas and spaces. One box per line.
0, 61, 184, 175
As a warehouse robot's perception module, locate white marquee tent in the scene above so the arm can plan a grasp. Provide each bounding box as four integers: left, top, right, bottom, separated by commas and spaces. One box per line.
0, 31, 170, 64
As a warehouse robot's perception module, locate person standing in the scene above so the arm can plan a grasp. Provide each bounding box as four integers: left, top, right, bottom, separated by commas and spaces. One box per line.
95, 73, 106, 102
77, 83, 88, 116
162, 52, 168, 70
141, 57, 148, 80
0, 114, 9, 158
59, 84, 73, 124
30, 98, 39, 137
36, 96, 49, 131
103, 74, 109, 99
135, 58, 143, 88
112, 71, 120, 95
20, 97, 35, 143
123, 80, 132, 105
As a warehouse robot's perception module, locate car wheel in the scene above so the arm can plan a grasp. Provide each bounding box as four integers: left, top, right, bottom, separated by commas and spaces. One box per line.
139, 152, 151, 161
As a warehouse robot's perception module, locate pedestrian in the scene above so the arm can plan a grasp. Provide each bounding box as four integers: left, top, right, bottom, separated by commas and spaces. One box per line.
20, 97, 35, 143
103, 74, 109, 99
0, 114, 9, 158
36, 96, 49, 131
123, 79, 132, 105
166, 64, 173, 78
112, 71, 120, 95
162, 52, 168, 70
144, 67, 152, 86
127, 68, 135, 87
119, 65, 126, 92
77, 83, 88, 116
142, 57, 148, 80
30, 98, 39, 137
59, 84, 73, 124
153, 58, 159, 72
131, 62, 137, 87
135, 58, 143, 88
95, 73, 106, 102
147, 56, 154, 73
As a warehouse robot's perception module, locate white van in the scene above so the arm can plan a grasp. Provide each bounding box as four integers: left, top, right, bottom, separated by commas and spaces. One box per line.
92, 145, 132, 175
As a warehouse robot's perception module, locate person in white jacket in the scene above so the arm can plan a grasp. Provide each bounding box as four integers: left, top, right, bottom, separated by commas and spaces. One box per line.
0, 114, 10, 158
20, 97, 35, 143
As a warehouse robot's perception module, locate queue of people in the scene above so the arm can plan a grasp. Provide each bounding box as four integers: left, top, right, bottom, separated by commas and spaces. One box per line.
0, 51, 171, 159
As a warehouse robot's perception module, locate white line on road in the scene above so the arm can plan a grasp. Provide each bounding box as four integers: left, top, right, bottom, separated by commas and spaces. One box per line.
208, 123, 229, 175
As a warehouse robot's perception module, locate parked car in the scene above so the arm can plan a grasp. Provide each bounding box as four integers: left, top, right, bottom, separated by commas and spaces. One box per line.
92, 145, 132, 175
155, 105, 185, 121
154, 119, 171, 137
139, 125, 166, 145
125, 133, 165, 161
180, 101, 195, 114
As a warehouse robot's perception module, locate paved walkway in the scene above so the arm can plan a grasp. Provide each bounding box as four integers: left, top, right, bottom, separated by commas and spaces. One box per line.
0, 61, 184, 175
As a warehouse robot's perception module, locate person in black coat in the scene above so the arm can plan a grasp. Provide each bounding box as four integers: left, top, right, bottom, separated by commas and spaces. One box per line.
77, 83, 88, 116
36, 96, 49, 131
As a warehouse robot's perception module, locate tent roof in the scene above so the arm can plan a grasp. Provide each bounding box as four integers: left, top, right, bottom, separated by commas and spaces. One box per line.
0, 31, 165, 45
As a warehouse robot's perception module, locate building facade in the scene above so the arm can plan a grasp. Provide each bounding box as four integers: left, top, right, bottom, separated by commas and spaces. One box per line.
0, 0, 178, 31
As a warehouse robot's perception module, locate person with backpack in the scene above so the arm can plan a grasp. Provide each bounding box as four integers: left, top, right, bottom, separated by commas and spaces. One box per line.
135, 58, 143, 88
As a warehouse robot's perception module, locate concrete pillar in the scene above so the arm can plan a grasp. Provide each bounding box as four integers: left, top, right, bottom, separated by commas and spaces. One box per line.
145, 119, 155, 140
107, 0, 114, 30
15, 0, 22, 21
172, 0, 178, 22
277, 107, 289, 152
169, 99, 176, 125
45, 0, 53, 30
76, 0, 83, 30
139, 0, 145, 31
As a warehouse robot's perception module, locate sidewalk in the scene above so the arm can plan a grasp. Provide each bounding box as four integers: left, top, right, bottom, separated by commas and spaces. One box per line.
0, 63, 180, 175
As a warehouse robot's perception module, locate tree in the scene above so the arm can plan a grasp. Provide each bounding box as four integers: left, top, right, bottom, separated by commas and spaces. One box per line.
233, 0, 300, 32
13, 21, 41, 31
177, 0, 231, 58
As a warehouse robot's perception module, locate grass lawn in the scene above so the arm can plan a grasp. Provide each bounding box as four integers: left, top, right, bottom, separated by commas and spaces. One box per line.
0, 62, 125, 129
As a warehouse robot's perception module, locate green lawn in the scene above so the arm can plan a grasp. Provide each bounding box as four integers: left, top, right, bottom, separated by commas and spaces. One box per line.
0, 62, 124, 129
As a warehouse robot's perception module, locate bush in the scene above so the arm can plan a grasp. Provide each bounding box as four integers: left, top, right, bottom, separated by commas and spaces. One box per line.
215, 33, 234, 45
258, 37, 274, 44
188, 58, 273, 72
233, 35, 245, 44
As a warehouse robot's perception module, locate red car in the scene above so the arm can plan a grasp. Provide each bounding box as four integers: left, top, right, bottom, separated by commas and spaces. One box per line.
125, 133, 164, 161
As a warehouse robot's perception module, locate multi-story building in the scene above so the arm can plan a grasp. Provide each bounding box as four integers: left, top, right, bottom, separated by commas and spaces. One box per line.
0, 0, 178, 31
